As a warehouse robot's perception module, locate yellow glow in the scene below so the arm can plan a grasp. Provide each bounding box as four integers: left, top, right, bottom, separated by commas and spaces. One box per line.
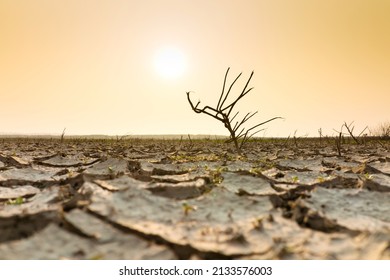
0, 0, 389, 136
154, 47, 187, 79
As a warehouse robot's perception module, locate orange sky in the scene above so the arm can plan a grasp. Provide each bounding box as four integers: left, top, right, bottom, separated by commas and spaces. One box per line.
1, 0, 389, 137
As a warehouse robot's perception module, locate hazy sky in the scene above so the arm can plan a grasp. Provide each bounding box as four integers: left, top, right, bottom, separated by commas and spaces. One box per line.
1, 0, 389, 137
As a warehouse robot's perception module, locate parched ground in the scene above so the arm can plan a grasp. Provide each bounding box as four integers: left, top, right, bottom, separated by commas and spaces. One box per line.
0, 137, 389, 259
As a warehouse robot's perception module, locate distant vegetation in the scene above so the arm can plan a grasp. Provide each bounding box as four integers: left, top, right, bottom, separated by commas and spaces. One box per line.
372, 122, 390, 139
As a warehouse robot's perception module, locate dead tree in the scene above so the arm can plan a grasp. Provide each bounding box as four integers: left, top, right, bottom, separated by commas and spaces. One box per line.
186, 67, 281, 153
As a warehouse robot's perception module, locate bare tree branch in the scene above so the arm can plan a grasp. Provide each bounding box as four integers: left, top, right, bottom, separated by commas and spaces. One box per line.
344, 121, 360, 144
218, 71, 242, 111
186, 68, 281, 153
216, 67, 230, 110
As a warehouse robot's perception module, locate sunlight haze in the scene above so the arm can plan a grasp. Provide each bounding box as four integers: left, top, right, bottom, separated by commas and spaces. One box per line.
0, 0, 389, 137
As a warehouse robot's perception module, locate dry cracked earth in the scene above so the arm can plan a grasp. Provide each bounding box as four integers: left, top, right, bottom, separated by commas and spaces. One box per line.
0, 137, 389, 260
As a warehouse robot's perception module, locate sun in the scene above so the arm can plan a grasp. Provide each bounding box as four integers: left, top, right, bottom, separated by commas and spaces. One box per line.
154, 47, 187, 79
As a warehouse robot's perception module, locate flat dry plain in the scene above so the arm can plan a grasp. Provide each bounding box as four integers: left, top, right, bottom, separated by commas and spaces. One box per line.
0, 137, 389, 259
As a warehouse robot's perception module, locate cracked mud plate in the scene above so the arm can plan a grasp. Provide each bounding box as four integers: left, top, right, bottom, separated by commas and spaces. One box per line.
88, 186, 275, 256
0, 221, 175, 260
294, 188, 390, 233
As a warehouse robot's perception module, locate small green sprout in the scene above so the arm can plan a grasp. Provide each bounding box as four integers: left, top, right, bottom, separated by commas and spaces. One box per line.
317, 176, 325, 183
7, 197, 25, 205
364, 172, 373, 180
209, 166, 227, 184
291, 176, 299, 183
252, 217, 264, 230
249, 167, 263, 175
182, 202, 197, 215
67, 170, 74, 178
